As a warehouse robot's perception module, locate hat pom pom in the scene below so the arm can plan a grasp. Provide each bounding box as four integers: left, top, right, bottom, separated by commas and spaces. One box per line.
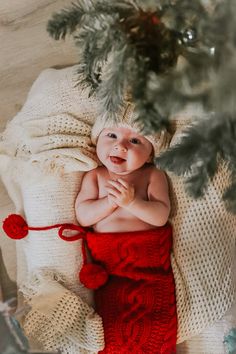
3, 214, 28, 239
79, 263, 108, 289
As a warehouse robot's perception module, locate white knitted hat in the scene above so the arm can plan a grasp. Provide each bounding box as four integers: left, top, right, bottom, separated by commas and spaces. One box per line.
91, 103, 170, 157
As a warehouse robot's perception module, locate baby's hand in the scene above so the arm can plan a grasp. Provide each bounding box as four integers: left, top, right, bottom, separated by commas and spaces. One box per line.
106, 179, 135, 208
107, 193, 118, 209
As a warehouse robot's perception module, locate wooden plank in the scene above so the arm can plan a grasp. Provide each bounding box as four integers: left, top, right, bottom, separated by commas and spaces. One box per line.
0, 0, 77, 125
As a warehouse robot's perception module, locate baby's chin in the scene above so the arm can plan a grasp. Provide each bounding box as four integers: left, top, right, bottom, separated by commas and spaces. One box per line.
105, 163, 145, 177
106, 166, 130, 175
102, 162, 128, 175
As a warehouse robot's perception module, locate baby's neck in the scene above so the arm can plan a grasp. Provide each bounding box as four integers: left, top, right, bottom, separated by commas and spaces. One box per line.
107, 167, 143, 182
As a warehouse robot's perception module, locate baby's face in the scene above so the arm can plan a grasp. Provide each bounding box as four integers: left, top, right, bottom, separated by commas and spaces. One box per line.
96, 127, 153, 175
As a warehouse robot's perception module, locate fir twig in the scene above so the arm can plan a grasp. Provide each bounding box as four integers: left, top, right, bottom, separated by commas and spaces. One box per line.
47, 1, 92, 40
74, 13, 120, 91
156, 113, 236, 211
97, 43, 131, 121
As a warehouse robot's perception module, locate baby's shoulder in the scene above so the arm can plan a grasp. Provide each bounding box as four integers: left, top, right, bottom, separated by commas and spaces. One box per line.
85, 166, 108, 182
94, 166, 107, 176
143, 164, 167, 181
85, 166, 105, 176
81, 167, 106, 190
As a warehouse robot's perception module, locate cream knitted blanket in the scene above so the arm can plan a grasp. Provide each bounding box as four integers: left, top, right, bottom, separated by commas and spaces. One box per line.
0, 66, 104, 353
0, 65, 235, 352
169, 119, 236, 342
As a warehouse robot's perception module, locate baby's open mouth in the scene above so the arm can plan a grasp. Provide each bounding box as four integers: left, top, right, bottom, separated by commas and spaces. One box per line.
110, 156, 126, 164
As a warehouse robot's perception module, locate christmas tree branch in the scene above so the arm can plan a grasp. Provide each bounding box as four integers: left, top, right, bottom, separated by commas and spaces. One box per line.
156, 113, 236, 211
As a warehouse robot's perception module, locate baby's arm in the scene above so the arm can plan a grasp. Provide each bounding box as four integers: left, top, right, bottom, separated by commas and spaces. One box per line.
107, 169, 170, 227
75, 169, 117, 227
141, 169, 170, 226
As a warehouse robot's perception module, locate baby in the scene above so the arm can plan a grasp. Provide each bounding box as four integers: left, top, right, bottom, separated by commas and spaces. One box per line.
75, 104, 177, 354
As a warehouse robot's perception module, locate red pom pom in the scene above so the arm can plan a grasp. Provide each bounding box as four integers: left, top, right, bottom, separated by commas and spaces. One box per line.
3, 214, 28, 240
79, 263, 108, 289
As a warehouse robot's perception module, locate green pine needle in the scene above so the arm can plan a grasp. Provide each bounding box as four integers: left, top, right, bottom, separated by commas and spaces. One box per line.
223, 182, 236, 213
97, 44, 130, 120
156, 114, 236, 211
224, 328, 236, 354
47, 2, 89, 40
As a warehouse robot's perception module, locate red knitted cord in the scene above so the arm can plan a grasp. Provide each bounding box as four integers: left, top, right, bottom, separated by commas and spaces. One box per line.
2, 214, 108, 289
2, 214, 86, 241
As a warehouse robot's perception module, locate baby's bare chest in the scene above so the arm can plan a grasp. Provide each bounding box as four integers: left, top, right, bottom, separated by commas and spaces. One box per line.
98, 175, 150, 201
94, 168, 155, 232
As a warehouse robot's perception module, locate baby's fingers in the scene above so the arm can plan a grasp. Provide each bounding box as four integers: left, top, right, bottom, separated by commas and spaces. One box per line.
106, 187, 120, 198
117, 178, 129, 189
107, 180, 126, 191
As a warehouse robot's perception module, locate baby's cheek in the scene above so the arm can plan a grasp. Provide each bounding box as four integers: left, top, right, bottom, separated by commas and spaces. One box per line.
134, 150, 148, 164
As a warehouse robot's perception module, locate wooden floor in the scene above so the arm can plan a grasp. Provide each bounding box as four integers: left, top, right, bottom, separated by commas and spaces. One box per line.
0, 0, 77, 129
0, 0, 77, 293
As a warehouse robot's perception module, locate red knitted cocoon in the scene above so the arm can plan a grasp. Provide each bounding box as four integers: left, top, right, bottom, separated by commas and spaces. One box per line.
85, 225, 177, 354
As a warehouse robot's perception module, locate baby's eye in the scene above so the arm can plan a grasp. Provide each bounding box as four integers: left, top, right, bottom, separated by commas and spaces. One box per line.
107, 133, 117, 139
130, 138, 141, 145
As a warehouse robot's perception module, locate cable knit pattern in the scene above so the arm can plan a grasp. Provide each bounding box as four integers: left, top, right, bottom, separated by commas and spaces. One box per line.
86, 226, 177, 354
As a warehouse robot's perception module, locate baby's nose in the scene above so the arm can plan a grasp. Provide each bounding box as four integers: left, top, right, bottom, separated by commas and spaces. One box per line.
114, 142, 127, 152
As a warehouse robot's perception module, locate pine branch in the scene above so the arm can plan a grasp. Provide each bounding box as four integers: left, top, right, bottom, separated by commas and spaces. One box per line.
95, 0, 138, 15
221, 119, 236, 212
74, 14, 120, 91
47, 0, 137, 40
47, 0, 236, 123
47, 1, 94, 40
155, 123, 209, 176
132, 68, 171, 132
184, 155, 218, 198
97, 44, 131, 121
156, 113, 236, 211
223, 181, 236, 213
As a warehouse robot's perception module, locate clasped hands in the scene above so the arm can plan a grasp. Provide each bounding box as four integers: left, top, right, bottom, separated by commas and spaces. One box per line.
106, 179, 135, 209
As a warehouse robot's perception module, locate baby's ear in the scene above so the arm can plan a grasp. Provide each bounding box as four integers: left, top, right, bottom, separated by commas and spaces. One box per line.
146, 150, 154, 163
